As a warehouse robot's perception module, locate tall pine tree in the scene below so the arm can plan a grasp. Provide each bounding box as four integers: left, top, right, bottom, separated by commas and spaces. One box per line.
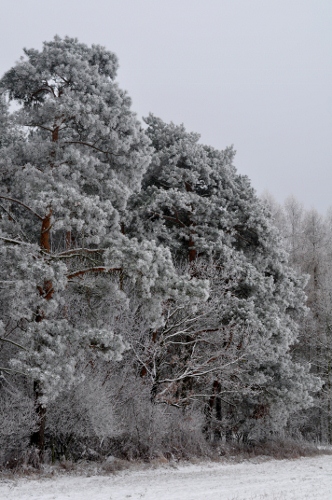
0, 38, 207, 457
128, 115, 319, 440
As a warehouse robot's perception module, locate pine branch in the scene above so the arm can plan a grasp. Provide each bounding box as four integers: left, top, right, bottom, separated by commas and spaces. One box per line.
152, 211, 188, 228
0, 236, 31, 246
0, 337, 28, 351
0, 196, 43, 220
64, 141, 122, 156
56, 248, 104, 257
0, 367, 27, 376
67, 266, 122, 279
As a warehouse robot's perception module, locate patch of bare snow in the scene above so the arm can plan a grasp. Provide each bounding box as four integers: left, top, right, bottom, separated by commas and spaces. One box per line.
1, 454, 332, 500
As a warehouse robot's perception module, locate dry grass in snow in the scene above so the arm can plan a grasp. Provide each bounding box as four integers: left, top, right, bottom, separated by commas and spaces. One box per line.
1, 453, 332, 499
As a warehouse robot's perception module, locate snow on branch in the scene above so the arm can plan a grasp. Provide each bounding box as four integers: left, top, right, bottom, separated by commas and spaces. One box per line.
67, 266, 122, 280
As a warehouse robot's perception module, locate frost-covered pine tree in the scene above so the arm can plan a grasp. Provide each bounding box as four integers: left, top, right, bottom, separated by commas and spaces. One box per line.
128, 115, 319, 440
0, 38, 207, 456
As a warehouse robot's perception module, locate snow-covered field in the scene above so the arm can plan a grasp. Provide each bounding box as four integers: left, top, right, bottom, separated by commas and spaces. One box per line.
1, 454, 332, 500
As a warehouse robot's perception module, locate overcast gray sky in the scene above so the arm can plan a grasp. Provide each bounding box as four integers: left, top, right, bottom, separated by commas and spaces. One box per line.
1, 0, 331, 212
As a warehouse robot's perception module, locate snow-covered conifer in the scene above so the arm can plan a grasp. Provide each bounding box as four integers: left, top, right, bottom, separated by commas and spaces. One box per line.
0, 38, 207, 455
128, 115, 319, 439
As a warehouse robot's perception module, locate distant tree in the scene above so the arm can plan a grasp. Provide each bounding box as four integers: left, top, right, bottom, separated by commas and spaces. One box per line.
262, 195, 332, 442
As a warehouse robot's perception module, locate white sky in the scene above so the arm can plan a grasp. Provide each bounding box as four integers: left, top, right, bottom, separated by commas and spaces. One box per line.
1, 0, 331, 212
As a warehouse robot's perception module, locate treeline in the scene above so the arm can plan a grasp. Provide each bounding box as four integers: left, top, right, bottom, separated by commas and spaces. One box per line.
263, 194, 332, 443
0, 37, 324, 467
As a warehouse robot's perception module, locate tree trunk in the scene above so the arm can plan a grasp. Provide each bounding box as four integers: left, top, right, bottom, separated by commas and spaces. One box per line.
203, 380, 222, 442
32, 210, 53, 460
188, 233, 197, 263
30, 381, 47, 463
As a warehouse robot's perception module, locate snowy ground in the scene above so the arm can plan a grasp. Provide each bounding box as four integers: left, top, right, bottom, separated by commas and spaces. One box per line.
1, 454, 332, 500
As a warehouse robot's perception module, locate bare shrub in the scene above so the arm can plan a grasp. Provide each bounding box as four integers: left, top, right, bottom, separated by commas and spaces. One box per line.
220, 437, 330, 461
101, 457, 128, 473
0, 385, 37, 468
46, 365, 120, 461
45, 356, 212, 462
108, 369, 211, 461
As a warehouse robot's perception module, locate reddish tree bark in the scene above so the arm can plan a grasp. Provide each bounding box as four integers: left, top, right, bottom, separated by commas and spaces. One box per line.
188, 233, 197, 262
32, 209, 53, 460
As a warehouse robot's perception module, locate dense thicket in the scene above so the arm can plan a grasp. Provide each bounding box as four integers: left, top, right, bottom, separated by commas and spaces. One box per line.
0, 37, 322, 466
